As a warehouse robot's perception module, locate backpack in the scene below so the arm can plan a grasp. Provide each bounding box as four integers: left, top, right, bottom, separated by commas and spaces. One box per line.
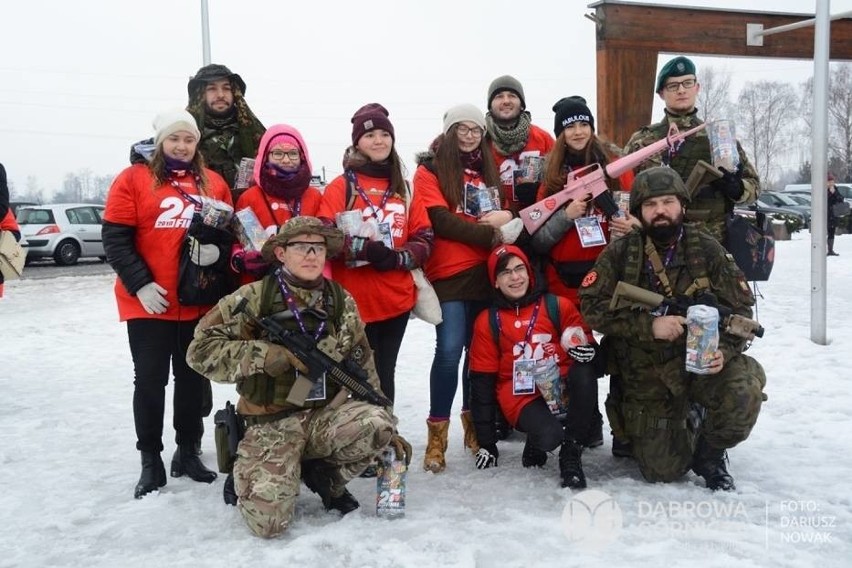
725, 211, 775, 282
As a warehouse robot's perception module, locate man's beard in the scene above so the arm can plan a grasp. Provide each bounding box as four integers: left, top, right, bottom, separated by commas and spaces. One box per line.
204, 102, 236, 118
642, 212, 683, 243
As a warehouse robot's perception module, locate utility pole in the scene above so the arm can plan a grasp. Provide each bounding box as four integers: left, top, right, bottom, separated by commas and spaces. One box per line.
201, 0, 211, 65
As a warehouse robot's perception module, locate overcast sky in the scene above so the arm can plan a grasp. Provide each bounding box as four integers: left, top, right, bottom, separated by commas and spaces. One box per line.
2, 0, 850, 198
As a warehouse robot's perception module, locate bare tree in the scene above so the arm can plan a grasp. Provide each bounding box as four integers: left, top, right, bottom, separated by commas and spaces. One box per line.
737, 81, 799, 188
697, 66, 733, 122
826, 64, 852, 180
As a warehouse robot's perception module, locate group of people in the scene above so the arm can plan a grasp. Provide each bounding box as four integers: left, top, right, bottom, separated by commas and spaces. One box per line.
101, 55, 769, 538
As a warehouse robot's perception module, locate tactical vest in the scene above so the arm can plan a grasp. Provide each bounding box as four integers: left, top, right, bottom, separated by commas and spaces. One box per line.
646, 116, 729, 233
235, 275, 347, 409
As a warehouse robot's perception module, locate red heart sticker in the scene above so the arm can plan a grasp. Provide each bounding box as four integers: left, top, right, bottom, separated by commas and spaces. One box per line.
544, 198, 556, 210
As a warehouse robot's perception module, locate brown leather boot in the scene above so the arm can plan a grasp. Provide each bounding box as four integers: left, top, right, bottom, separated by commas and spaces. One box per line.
460, 410, 480, 454
423, 419, 449, 473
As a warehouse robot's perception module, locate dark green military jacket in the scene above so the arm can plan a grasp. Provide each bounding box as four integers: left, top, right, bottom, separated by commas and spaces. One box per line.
578, 224, 755, 399
623, 109, 760, 242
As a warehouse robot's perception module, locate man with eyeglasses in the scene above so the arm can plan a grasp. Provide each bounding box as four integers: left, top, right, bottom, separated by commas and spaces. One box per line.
484, 75, 555, 211
186, 64, 266, 203
624, 56, 760, 244
187, 216, 411, 537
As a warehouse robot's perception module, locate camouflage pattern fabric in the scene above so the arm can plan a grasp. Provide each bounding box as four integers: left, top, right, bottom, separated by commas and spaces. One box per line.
234, 401, 394, 538
623, 109, 760, 242
579, 225, 766, 482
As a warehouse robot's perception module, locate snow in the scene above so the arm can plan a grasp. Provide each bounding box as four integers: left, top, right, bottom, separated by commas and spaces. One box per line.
1, 233, 850, 567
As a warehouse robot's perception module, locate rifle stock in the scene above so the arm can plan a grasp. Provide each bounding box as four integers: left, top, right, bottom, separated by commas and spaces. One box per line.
231, 297, 392, 407
519, 122, 707, 234
610, 281, 764, 340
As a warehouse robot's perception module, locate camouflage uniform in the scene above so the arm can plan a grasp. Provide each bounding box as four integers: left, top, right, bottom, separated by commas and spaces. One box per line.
623, 109, 760, 243
186, 275, 395, 538
578, 170, 766, 483
186, 64, 266, 192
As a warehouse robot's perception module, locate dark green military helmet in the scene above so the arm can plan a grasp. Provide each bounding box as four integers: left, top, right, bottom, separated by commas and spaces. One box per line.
629, 167, 690, 215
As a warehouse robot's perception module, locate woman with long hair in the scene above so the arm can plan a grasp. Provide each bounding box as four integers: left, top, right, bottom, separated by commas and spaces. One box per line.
103, 109, 231, 498
530, 96, 637, 450
414, 103, 523, 473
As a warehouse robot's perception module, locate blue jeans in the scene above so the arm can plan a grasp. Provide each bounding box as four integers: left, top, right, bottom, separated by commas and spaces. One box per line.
428, 300, 489, 418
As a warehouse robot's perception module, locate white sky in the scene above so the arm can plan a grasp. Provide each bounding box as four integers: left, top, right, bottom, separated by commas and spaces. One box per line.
2, 0, 851, 197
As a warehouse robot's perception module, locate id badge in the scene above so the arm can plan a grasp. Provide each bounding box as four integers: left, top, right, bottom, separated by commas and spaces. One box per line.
302, 370, 327, 402
377, 221, 394, 248
512, 358, 537, 395
575, 216, 607, 248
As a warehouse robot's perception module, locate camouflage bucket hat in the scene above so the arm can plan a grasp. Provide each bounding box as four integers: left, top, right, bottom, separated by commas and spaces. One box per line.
187, 64, 247, 98
629, 167, 691, 215
260, 216, 344, 263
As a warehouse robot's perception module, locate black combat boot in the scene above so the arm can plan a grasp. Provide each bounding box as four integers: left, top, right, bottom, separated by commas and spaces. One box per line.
559, 439, 587, 489
301, 459, 360, 515
170, 445, 218, 483
611, 436, 633, 458
692, 437, 735, 491
134, 451, 166, 499
521, 440, 548, 468
223, 472, 237, 506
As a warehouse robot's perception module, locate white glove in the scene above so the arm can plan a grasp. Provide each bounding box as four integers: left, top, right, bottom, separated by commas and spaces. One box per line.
498, 218, 524, 244
567, 345, 597, 363
474, 447, 498, 469
136, 282, 169, 314
188, 237, 220, 266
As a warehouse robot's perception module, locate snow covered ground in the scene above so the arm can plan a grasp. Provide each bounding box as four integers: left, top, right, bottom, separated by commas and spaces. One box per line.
1, 233, 850, 567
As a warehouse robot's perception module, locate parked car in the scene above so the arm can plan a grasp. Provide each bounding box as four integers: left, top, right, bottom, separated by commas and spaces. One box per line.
9, 201, 39, 216
734, 202, 807, 234
757, 191, 811, 227
783, 183, 852, 204
17, 203, 106, 265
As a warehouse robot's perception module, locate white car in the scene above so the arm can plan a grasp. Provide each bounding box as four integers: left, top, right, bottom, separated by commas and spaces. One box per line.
17, 203, 106, 266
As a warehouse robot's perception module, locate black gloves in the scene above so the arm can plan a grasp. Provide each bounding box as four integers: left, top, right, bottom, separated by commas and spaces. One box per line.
713, 166, 745, 201
474, 444, 499, 469
567, 344, 597, 364
364, 240, 398, 271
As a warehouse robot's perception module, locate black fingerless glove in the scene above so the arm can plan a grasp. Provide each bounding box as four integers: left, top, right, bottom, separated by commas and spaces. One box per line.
713, 166, 745, 201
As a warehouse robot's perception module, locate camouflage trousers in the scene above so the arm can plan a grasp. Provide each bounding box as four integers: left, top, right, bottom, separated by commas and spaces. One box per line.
233, 400, 395, 538
622, 353, 766, 483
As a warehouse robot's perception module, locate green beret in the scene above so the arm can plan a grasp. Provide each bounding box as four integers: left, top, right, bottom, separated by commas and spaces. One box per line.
655, 56, 696, 93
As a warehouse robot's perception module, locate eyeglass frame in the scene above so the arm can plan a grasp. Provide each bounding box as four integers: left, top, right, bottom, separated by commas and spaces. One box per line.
284, 241, 327, 256
496, 263, 528, 279
269, 149, 301, 161
456, 124, 485, 138
662, 78, 697, 92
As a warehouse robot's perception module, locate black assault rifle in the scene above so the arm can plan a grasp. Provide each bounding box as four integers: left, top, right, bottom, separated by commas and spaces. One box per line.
610, 281, 765, 340
231, 297, 392, 407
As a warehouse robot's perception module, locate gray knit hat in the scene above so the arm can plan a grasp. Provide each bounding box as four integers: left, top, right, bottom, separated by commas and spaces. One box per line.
442, 104, 487, 135
487, 75, 526, 110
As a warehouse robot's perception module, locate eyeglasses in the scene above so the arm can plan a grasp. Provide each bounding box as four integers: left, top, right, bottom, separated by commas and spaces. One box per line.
456, 125, 484, 138
269, 149, 300, 161
285, 241, 327, 256
663, 78, 697, 92
496, 264, 528, 279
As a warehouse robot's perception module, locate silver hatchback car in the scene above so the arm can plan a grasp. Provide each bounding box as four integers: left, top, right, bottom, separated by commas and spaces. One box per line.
17, 203, 106, 265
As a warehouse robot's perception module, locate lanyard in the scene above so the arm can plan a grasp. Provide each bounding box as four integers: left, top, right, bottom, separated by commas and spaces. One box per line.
274, 268, 326, 340
644, 227, 683, 296
345, 170, 392, 220
496, 298, 542, 353
170, 175, 203, 210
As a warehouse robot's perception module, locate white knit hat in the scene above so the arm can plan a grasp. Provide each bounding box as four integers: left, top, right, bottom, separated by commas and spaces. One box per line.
442, 104, 487, 135
153, 108, 201, 146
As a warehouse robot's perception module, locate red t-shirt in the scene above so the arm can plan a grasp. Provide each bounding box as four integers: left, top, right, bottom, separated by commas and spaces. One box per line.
469, 295, 586, 426
103, 164, 232, 322
317, 172, 431, 323
414, 165, 497, 283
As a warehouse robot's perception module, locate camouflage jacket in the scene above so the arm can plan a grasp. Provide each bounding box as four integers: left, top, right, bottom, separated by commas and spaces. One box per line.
186, 277, 382, 415
578, 224, 755, 397
623, 109, 760, 241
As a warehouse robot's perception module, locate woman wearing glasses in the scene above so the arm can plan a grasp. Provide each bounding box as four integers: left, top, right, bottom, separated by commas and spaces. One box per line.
468, 245, 593, 488
317, 103, 434, 414
231, 124, 322, 283
414, 104, 524, 473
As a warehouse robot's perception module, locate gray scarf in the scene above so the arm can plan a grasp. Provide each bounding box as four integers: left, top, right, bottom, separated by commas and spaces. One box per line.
485, 111, 532, 156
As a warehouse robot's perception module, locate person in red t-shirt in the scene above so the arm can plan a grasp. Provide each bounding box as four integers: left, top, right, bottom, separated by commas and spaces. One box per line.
468, 245, 599, 488
414, 103, 524, 474
529, 96, 640, 450
103, 109, 232, 499
318, 104, 434, 409
231, 124, 322, 284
